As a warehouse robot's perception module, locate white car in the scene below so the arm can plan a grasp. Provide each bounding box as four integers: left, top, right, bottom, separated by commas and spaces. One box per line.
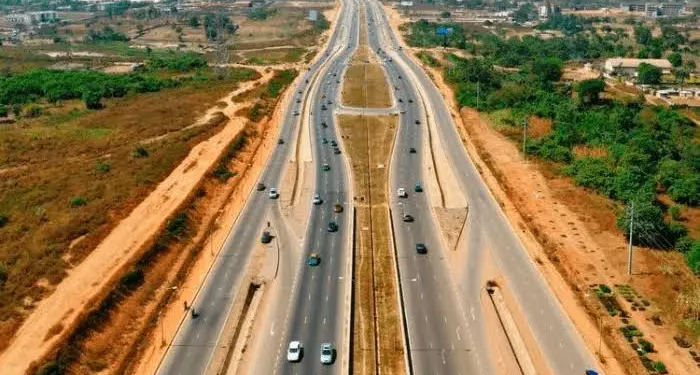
312, 194, 323, 205
287, 340, 302, 362
320, 343, 334, 364
268, 188, 279, 199
397, 188, 407, 198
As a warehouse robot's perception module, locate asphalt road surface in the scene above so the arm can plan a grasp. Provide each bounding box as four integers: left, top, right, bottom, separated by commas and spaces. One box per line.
155, 1, 357, 374
359, 5, 485, 375
364, 0, 601, 374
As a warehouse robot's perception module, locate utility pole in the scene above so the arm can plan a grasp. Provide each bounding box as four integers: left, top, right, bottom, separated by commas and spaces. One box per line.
627, 201, 634, 276
476, 80, 480, 110
522, 118, 528, 156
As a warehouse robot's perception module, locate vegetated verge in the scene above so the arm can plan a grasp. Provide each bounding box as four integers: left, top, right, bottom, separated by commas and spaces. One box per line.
27, 70, 296, 375
0, 58, 260, 354
337, 115, 405, 375
404, 19, 698, 375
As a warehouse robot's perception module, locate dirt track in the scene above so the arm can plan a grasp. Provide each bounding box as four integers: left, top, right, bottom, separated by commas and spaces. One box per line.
0, 72, 273, 375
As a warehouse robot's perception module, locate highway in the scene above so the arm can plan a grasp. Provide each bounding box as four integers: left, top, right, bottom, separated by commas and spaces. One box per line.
362, 5, 483, 375
365, 0, 601, 374
155, 1, 357, 374
272, 1, 359, 374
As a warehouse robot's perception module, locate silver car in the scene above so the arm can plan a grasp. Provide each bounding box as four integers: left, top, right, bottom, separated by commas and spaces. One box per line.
320, 343, 334, 364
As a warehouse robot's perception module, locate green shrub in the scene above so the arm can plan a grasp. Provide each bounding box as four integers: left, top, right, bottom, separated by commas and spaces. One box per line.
616, 201, 670, 248
133, 146, 149, 158
566, 157, 615, 195
165, 212, 188, 238
212, 162, 235, 182
638, 338, 655, 353
686, 242, 700, 274
652, 361, 666, 373
669, 204, 682, 220
0, 104, 8, 117
675, 236, 694, 253
70, 197, 87, 207
599, 284, 612, 294
95, 161, 111, 173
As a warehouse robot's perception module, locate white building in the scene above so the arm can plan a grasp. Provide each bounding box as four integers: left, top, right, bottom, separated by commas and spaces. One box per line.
5, 11, 57, 25
604, 58, 672, 76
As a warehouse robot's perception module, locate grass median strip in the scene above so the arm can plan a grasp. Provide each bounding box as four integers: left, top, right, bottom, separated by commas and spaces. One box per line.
341, 8, 391, 109
338, 115, 405, 375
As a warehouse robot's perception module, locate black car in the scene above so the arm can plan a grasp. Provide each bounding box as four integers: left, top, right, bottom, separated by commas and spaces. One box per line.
321, 122, 328, 128
256, 183, 266, 191
261, 231, 273, 244
409, 147, 416, 154
321, 105, 327, 110
333, 147, 341, 154
327, 221, 339, 232
416, 243, 427, 254
408, 99, 413, 103
330, 140, 338, 147
402, 213, 414, 222
398, 98, 403, 103
278, 138, 285, 145
415, 120, 421, 125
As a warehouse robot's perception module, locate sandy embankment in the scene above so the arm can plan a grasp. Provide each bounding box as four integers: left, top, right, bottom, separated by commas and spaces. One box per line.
0, 71, 272, 375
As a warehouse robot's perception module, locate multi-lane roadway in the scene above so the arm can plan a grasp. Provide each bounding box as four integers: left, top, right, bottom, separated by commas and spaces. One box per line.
364, 0, 600, 374
158, 0, 601, 374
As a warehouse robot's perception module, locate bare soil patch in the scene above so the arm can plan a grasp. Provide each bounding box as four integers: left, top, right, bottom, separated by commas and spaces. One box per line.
337, 115, 405, 375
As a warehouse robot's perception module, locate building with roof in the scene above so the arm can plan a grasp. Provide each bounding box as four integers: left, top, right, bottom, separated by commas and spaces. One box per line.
604, 58, 672, 77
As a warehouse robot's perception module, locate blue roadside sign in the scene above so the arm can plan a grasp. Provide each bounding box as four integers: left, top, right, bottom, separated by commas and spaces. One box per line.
436, 27, 452, 36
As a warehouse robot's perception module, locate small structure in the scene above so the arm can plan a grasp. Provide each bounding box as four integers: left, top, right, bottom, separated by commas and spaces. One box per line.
5, 11, 57, 25
604, 58, 672, 76
308, 10, 318, 21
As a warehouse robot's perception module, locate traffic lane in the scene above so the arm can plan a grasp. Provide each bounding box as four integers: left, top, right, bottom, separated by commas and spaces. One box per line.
161, 2, 354, 373
389, 39, 598, 374
393, 208, 472, 375
160, 198, 263, 374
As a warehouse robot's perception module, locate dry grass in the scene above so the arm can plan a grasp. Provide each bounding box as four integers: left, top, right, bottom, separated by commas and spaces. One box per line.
338, 115, 405, 375
572, 145, 610, 159
234, 47, 308, 65
341, 7, 391, 109
342, 64, 392, 108
0, 69, 260, 350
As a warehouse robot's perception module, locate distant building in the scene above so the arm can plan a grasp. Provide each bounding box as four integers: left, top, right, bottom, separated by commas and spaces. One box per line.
5, 11, 57, 25
621, 3, 685, 17
604, 58, 672, 76
399, 1, 413, 7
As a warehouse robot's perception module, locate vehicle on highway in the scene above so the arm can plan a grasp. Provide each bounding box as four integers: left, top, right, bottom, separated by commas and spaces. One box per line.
398, 98, 403, 103
320, 343, 334, 365
261, 231, 272, 244
322, 163, 331, 171
293, 111, 300, 116
585, 371, 599, 375
313, 194, 323, 205
327, 221, 338, 232
408, 98, 413, 103
321, 104, 327, 110
416, 243, 427, 254
398, 75, 402, 79
278, 138, 284, 145
397, 188, 407, 198
307, 253, 321, 266
327, 100, 332, 105
414, 183, 423, 192
321, 121, 328, 128
322, 138, 328, 144
330, 140, 338, 147
296, 99, 301, 103
268, 188, 279, 199
287, 341, 303, 362
333, 147, 341, 154
256, 183, 266, 191
415, 119, 421, 125
409, 147, 416, 153
402, 213, 414, 222
333, 203, 343, 213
